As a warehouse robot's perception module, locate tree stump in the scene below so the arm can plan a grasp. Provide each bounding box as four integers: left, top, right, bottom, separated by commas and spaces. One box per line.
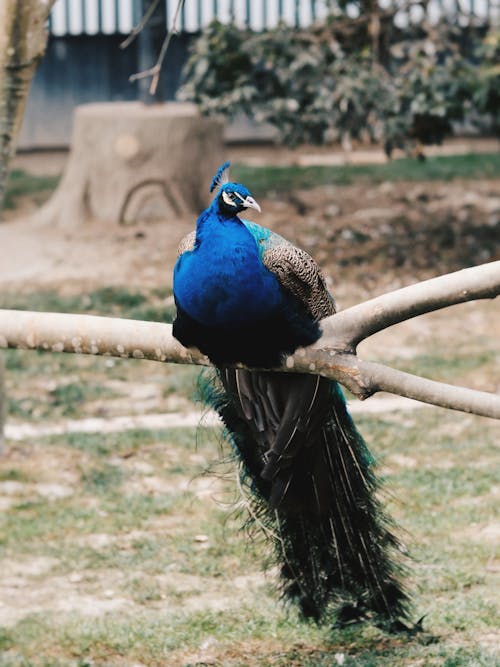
33, 102, 225, 226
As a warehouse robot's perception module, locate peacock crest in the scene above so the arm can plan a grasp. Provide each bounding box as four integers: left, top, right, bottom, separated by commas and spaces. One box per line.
209, 161, 231, 193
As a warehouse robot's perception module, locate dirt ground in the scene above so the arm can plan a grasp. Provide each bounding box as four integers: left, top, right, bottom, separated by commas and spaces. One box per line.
4, 146, 500, 301
0, 149, 499, 665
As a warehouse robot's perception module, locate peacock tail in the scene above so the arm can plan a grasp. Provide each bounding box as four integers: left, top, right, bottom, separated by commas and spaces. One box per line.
199, 368, 412, 629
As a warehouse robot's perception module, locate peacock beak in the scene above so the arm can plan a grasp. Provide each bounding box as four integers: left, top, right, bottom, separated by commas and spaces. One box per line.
243, 196, 262, 213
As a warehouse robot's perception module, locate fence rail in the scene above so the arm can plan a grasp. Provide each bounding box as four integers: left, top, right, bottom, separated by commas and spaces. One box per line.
49, 0, 499, 36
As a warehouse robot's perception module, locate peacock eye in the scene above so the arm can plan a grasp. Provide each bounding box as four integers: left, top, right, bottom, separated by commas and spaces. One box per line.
222, 191, 237, 207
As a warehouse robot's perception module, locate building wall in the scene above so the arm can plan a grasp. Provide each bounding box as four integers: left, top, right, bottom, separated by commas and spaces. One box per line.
47, 0, 498, 35
19, 34, 190, 149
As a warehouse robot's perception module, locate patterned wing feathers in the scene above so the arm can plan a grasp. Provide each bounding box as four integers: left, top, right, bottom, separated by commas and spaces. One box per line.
177, 231, 196, 256
262, 244, 335, 321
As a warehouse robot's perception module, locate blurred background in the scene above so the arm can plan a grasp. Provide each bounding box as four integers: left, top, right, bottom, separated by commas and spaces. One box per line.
18, 0, 500, 147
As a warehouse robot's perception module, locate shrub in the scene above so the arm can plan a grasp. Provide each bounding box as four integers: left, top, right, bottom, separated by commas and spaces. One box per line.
180, 13, 495, 156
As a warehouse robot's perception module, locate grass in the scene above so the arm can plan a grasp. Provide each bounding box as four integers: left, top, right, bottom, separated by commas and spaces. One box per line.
4, 154, 500, 211
232, 152, 500, 195
0, 278, 498, 665
3, 169, 60, 209
1, 287, 200, 420
0, 408, 498, 666
0, 285, 176, 322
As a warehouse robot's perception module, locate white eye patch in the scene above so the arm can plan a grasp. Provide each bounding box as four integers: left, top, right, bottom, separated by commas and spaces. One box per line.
233, 192, 246, 204
222, 191, 237, 207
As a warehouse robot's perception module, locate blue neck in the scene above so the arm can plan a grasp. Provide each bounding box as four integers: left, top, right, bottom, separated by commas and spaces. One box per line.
196, 200, 241, 239
174, 205, 284, 327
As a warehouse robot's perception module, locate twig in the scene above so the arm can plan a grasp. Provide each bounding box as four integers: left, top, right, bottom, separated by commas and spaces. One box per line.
128, 0, 186, 96
120, 0, 162, 49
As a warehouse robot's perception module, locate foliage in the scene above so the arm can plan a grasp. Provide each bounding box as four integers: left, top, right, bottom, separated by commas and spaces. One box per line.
4, 169, 60, 209
180, 13, 497, 155
382, 23, 477, 155
472, 31, 500, 134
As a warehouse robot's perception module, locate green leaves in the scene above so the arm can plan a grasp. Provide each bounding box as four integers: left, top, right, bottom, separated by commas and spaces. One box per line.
180, 17, 498, 155
472, 31, 500, 133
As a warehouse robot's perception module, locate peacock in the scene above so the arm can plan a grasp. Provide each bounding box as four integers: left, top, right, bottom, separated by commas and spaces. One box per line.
172, 161, 412, 630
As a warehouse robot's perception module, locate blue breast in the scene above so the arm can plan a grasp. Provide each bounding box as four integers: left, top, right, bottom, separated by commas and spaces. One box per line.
173, 210, 284, 328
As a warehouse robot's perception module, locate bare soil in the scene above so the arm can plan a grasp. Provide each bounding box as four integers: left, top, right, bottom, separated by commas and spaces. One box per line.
2, 152, 499, 368
3, 155, 500, 303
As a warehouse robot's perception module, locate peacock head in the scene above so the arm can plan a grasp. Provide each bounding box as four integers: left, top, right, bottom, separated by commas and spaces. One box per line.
216, 182, 261, 217
210, 161, 261, 217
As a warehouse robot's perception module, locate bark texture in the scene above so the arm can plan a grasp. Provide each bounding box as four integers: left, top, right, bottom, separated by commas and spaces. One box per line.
32, 101, 225, 227
320, 261, 500, 351
0, 0, 55, 212
0, 0, 56, 450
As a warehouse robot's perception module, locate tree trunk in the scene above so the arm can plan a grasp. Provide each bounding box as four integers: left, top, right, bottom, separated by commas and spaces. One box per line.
32, 101, 225, 227
0, 0, 56, 451
0, 0, 55, 213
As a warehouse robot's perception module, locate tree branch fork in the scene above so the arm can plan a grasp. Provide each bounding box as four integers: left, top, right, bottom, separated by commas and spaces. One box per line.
0, 261, 499, 420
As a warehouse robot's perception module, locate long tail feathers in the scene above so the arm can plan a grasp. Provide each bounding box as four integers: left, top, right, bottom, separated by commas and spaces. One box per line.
200, 368, 412, 630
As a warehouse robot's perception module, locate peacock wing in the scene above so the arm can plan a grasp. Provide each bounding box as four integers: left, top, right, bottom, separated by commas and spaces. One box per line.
262, 242, 336, 321
242, 220, 335, 322
177, 230, 196, 256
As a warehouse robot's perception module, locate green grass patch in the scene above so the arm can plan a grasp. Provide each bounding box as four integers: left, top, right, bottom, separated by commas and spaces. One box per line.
1, 282, 498, 665
7, 395, 47, 419
7, 380, 121, 419
232, 152, 500, 195
0, 286, 175, 322
81, 463, 125, 495
5, 154, 498, 212
0, 411, 498, 665
0, 468, 31, 483
49, 382, 119, 416
53, 382, 105, 408
390, 349, 498, 383
3, 169, 60, 209
54, 425, 209, 457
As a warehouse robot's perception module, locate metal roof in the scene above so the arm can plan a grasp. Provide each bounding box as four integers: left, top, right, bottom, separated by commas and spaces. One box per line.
49, 0, 499, 36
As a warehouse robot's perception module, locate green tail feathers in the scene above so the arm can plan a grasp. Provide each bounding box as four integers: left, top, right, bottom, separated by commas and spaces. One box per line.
199, 369, 412, 629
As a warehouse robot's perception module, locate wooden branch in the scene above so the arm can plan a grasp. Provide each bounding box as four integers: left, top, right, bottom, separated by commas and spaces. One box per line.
320, 261, 500, 352
0, 311, 209, 367
0, 260, 499, 421
120, 0, 162, 50
298, 352, 500, 419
